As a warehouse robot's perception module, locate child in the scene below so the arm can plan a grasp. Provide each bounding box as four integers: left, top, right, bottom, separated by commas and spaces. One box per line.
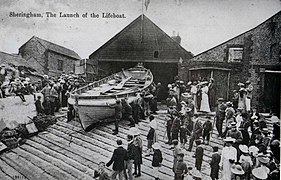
209, 146, 221, 180
172, 139, 182, 173
35, 96, 43, 115
152, 142, 163, 180
174, 152, 188, 180
202, 116, 213, 145
194, 138, 204, 171
146, 119, 157, 156
42, 96, 52, 115
93, 161, 110, 180
129, 127, 142, 178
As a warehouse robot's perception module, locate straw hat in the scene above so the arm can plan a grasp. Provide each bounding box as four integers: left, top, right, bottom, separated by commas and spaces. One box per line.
190, 169, 202, 178
258, 156, 270, 164
180, 101, 187, 106
270, 115, 279, 123
252, 167, 268, 179
128, 127, 140, 136
218, 98, 224, 101
223, 137, 235, 142
185, 107, 192, 112
172, 139, 179, 144
238, 82, 245, 86
231, 164, 245, 175
231, 122, 237, 127
226, 101, 233, 106
239, 145, 249, 154
152, 142, 161, 150
150, 121, 157, 129
182, 93, 193, 99
199, 81, 208, 86
249, 146, 259, 156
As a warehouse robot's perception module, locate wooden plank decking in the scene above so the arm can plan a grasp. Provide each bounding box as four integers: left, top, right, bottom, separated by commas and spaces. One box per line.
0, 106, 274, 180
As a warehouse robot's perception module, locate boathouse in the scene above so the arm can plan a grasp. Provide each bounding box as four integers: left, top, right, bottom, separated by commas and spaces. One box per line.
178, 11, 281, 114
88, 15, 193, 100
19, 36, 81, 77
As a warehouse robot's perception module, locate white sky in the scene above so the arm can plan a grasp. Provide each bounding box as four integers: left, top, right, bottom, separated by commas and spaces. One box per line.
0, 0, 280, 59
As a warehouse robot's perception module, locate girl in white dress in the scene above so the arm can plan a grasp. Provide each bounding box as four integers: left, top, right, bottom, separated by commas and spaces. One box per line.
200, 82, 211, 112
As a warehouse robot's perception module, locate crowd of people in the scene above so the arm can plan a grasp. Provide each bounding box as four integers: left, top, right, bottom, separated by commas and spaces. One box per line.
1, 62, 279, 180
95, 78, 280, 180
0, 63, 84, 119
0, 64, 37, 101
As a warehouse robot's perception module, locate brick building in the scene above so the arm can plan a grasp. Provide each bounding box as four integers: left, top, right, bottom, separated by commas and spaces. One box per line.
89, 15, 193, 100
178, 11, 281, 114
19, 36, 81, 77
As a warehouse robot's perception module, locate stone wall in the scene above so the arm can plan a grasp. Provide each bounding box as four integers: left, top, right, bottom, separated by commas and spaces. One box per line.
179, 11, 281, 112
47, 51, 77, 77
19, 38, 47, 74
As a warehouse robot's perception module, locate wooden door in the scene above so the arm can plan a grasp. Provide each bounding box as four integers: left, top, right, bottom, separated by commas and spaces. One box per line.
190, 69, 229, 111
263, 73, 280, 114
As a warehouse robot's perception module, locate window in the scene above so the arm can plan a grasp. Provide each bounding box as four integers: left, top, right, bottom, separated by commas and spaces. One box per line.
228, 47, 243, 63
153, 51, 159, 58
58, 60, 63, 71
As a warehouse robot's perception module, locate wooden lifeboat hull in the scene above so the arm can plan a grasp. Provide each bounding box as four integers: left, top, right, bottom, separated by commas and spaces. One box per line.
68, 64, 153, 131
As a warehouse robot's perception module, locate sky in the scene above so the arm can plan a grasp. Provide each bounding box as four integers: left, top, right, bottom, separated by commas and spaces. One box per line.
0, 0, 280, 59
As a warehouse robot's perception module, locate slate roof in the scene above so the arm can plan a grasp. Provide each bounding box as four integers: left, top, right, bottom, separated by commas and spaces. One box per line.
0, 51, 30, 67
89, 15, 193, 63
20, 36, 81, 60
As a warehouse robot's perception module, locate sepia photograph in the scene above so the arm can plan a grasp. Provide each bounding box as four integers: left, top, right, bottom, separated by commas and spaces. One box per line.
0, 0, 280, 179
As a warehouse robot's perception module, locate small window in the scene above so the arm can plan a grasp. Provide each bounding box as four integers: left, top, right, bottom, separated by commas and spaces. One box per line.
270, 43, 277, 59
154, 51, 159, 58
228, 47, 243, 63
58, 60, 63, 71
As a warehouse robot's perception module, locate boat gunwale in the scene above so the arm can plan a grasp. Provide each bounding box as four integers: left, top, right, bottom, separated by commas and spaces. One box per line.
69, 67, 153, 100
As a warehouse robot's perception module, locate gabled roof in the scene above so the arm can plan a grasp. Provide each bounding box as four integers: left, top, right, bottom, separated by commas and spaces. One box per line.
192, 10, 281, 58
0, 51, 30, 67
89, 15, 193, 63
20, 36, 81, 60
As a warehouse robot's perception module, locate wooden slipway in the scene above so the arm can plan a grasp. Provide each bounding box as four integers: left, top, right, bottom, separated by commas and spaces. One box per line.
0, 107, 274, 180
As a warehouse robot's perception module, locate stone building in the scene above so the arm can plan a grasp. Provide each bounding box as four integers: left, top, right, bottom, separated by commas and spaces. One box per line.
178, 11, 281, 114
88, 15, 193, 100
19, 36, 81, 77
0, 51, 42, 83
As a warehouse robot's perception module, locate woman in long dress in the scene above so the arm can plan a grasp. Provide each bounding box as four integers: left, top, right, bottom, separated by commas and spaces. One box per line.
238, 84, 247, 113
200, 82, 211, 112
219, 137, 237, 180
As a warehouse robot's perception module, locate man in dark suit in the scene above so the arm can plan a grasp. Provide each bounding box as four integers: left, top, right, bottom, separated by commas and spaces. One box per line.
209, 146, 221, 180
187, 115, 203, 152
106, 139, 128, 180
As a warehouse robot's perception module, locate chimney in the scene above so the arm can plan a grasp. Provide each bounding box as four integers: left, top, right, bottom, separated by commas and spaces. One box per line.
171, 31, 181, 45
